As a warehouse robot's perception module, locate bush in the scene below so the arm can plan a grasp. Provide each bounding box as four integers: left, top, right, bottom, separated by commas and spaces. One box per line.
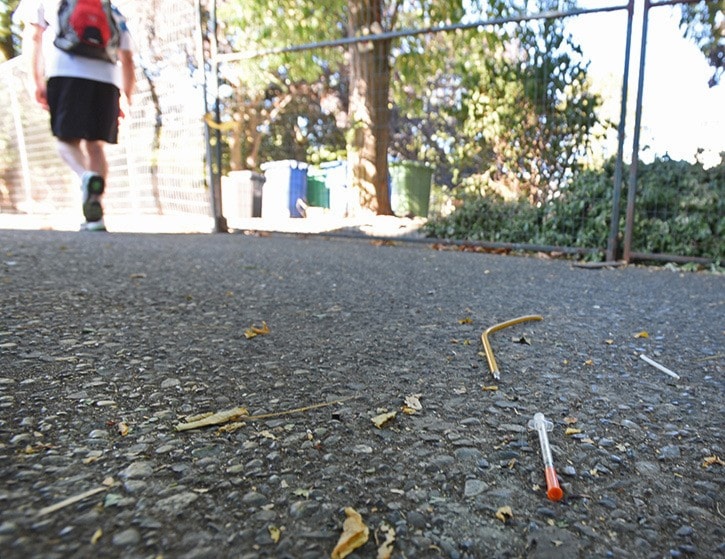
424, 156, 724, 261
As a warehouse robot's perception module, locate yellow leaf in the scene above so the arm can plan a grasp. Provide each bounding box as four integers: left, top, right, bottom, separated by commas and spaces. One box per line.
371, 411, 397, 429
458, 317, 473, 324
634, 331, 649, 339
118, 422, 129, 436
565, 428, 582, 435
482, 385, 499, 391
401, 406, 417, 415
268, 525, 281, 543
90, 528, 103, 544
331, 507, 370, 559
377, 522, 396, 559
584, 359, 594, 366
244, 321, 270, 339
495, 506, 513, 522
605, 339, 614, 345
702, 455, 725, 468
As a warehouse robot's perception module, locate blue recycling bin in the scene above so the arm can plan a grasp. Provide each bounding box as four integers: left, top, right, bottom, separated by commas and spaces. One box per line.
260, 160, 308, 218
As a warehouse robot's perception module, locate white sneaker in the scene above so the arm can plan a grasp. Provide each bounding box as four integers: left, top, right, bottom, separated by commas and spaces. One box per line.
80, 172, 105, 223
81, 218, 107, 232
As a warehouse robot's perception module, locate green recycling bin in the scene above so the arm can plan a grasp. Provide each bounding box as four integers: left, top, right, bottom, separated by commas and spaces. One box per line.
389, 161, 434, 218
306, 169, 330, 208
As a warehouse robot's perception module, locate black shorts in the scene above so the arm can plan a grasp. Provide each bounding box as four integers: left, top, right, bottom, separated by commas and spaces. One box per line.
46, 77, 120, 144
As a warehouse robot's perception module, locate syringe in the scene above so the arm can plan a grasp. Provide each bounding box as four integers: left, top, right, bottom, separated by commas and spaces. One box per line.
528, 412, 564, 502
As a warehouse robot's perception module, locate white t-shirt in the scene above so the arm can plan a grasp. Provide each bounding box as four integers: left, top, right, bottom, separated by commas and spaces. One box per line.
14, 0, 133, 89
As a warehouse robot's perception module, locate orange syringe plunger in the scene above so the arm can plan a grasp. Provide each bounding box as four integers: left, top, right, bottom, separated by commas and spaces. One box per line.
528, 412, 564, 502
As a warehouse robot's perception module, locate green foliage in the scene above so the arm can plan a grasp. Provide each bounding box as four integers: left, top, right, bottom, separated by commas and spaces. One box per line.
424, 156, 724, 261
679, 0, 722, 86
1, 0, 22, 61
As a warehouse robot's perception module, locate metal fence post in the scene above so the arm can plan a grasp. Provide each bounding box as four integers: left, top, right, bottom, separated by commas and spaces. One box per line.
606, 0, 636, 262
623, 0, 651, 262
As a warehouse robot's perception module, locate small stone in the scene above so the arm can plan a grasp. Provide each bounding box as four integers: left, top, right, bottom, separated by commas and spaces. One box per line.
0, 521, 18, 535
156, 492, 199, 515
635, 461, 660, 475
352, 444, 373, 454
562, 465, 577, 477
241, 491, 268, 506
160, 378, 180, 389
675, 526, 694, 537
658, 446, 681, 460
406, 510, 427, 529
88, 429, 109, 439
120, 461, 154, 479
463, 479, 488, 497
112, 528, 141, 546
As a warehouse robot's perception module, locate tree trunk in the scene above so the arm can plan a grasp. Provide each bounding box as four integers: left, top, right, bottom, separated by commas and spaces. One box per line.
347, 0, 393, 215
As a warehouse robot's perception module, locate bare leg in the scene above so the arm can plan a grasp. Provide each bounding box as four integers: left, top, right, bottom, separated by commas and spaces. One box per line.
56, 139, 87, 178
83, 140, 108, 180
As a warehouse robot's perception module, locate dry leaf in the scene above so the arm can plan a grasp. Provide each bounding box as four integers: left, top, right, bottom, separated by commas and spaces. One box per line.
634, 331, 649, 339
268, 525, 281, 543
702, 455, 724, 468
495, 506, 513, 523
512, 335, 531, 345
564, 417, 578, 424
371, 411, 397, 429
458, 317, 473, 324
216, 421, 246, 434
244, 321, 270, 339
331, 507, 369, 559
584, 359, 594, 366
293, 488, 310, 498
482, 385, 499, 391
605, 339, 614, 345
376, 522, 396, 559
565, 427, 582, 435
175, 406, 249, 431
90, 528, 103, 544
117, 422, 129, 436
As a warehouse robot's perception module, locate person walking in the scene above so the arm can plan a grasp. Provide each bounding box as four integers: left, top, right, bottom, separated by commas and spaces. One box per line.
15, 0, 136, 231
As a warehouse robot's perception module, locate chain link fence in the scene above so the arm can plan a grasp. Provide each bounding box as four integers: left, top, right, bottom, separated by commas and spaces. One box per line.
0, 0, 212, 228
0, 0, 721, 262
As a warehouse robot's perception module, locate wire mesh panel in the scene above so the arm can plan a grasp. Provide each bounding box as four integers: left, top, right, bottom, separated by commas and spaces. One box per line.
0, 0, 211, 224
625, 1, 724, 262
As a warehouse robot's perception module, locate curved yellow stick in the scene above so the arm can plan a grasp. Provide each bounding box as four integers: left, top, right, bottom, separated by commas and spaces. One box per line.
481, 315, 543, 380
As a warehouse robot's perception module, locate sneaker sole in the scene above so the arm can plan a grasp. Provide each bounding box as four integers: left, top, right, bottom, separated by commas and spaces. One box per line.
83, 200, 104, 222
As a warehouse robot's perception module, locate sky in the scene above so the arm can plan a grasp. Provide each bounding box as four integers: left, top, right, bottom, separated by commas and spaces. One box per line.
566, 1, 724, 168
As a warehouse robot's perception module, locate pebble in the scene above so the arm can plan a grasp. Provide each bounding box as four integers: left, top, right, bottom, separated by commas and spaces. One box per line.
658, 445, 681, 460
463, 479, 488, 497
112, 528, 141, 546
120, 461, 154, 479
155, 492, 199, 514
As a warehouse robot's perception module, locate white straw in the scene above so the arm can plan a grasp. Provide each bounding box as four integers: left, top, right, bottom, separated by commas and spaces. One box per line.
640, 354, 680, 380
